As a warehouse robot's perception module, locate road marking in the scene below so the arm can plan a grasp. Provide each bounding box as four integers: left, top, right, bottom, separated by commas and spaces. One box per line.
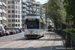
0, 41, 22, 48
0, 41, 13, 45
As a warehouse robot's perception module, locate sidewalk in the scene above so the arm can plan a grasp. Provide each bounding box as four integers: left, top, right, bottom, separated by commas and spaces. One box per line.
42, 31, 65, 50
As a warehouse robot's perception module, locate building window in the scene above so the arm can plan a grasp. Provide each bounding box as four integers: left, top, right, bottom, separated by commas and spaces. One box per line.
15, 24, 17, 27
12, 10, 15, 13
4, 0, 6, 4
12, 5, 15, 9
22, 24, 24, 27
22, 16, 24, 18
0, 20, 1, 24
8, 24, 11, 27
0, 13, 2, 17
0, 5, 2, 9
15, 15, 17, 18
18, 15, 20, 18
18, 20, 20, 22
8, 19, 11, 22
15, 1, 17, 4
12, 19, 15, 22
3, 13, 6, 17
8, 15, 11, 18
8, 1, 11, 4
12, 24, 15, 27
12, 15, 15, 18
8, 10, 11, 13
18, 24, 20, 27
18, 6, 20, 9
18, 2, 20, 5
18, 11, 20, 14
12, 1, 14, 4
15, 10, 17, 13
15, 20, 17, 22
15, 6, 17, 9
8, 6, 11, 8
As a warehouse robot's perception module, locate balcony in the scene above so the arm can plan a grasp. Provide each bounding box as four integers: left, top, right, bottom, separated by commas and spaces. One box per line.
22, 2, 26, 4
22, 13, 26, 16
26, 0, 32, 3
22, 5, 26, 8
22, 9, 26, 12
2, 2, 7, 7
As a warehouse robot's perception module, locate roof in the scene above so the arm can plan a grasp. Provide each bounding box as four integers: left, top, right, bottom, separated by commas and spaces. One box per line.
25, 16, 40, 19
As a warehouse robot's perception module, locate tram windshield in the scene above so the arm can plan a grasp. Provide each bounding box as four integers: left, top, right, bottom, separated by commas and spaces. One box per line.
26, 19, 39, 29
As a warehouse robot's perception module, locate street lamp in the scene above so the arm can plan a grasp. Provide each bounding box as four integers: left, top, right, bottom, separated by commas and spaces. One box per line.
60, 0, 62, 30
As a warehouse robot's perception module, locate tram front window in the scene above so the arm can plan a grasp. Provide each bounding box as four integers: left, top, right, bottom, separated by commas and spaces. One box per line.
27, 21, 39, 29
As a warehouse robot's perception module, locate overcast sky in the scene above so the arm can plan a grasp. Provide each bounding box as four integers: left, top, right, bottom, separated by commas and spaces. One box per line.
35, 0, 48, 4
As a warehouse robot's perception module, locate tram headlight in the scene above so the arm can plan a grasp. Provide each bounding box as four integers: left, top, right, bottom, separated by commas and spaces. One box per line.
34, 33, 36, 34
27, 33, 29, 34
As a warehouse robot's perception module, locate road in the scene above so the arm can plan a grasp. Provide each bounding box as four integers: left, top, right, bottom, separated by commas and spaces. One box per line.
0, 31, 65, 50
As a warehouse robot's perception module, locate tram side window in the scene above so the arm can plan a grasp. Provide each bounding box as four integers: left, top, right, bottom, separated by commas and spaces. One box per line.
41, 23, 45, 29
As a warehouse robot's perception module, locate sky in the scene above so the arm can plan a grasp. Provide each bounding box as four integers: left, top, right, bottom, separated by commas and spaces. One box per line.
35, 0, 48, 4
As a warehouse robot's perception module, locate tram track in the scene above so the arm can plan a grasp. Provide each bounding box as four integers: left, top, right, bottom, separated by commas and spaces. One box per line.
24, 32, 52, 50
0, 32, 57, 50
36, 32, 52, 50
0, 38, 35, 50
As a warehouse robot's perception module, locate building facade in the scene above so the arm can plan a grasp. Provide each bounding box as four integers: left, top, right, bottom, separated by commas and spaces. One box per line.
0, 0, 7, 26
6, 0, 44, 30
6, 0, 22, 29
21, 0, 41, 31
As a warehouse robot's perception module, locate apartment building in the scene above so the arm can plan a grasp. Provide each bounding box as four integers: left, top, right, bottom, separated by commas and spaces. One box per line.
40, 5, 46, 22
6, 0, 22, 29
21, 0, 26, 31
21, 0, 41, 30
0, 0, 7, 26
6, 0, 43, 30
26, 0, 40, 15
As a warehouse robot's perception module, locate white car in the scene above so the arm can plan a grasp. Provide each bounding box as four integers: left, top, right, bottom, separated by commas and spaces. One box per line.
0, 25, 5, 36
5, 30, 10, 35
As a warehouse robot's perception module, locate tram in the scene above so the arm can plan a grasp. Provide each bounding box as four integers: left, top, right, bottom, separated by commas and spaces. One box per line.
24, 15, 45, 38
48, 25, 54, 31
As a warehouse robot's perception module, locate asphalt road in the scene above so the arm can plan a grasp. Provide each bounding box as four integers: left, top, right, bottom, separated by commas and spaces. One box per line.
0, 32, 24, 42
0, 31, 65, 50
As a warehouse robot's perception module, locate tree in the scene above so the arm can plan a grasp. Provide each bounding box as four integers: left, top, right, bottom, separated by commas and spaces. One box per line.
44, 0, 67, 29
64, 0, 75, 28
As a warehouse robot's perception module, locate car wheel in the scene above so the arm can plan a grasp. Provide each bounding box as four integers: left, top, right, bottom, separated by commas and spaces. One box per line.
5, 33, 8, 36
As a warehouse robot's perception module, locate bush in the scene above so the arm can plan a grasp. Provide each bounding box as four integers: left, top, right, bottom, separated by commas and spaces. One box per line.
69, 28, 75, 33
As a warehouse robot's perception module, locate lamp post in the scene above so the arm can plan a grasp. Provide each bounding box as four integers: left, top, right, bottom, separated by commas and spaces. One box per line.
60, 0, 62, 30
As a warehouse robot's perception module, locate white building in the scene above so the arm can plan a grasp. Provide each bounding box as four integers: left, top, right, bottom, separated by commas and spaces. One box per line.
6, 0, 22, 29
0, 0, 7, 26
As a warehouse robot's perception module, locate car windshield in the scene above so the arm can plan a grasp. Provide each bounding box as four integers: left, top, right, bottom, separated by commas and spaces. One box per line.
13, 30, 15, 31
0, 26, 2, 31
9, 30, 12, 32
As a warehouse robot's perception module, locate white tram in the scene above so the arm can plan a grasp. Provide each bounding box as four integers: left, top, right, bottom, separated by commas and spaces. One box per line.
24, 15, 45, 38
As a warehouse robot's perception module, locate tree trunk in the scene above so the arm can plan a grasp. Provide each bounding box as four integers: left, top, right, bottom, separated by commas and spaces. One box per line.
72, 21, 75, 29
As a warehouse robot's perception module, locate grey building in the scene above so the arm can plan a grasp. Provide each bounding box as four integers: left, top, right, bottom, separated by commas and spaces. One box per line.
6, 0, 44, 31
6, 0, 22, 29
21, 0, 41, 31
0, 0, 7, 26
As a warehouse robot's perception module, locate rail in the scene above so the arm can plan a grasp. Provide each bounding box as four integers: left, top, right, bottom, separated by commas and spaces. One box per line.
55, 30, 75, 50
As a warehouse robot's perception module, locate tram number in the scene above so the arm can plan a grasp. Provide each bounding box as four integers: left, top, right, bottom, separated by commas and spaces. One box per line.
30, 31, 33, 35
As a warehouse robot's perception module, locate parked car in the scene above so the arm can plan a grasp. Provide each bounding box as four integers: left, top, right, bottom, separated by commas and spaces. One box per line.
12, 30, 16, 34
18, 29, 22, 33
0, 25, 5, 36
15, 29, 19, 33
9, 30, 14, 34
5, 30, 10, 35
